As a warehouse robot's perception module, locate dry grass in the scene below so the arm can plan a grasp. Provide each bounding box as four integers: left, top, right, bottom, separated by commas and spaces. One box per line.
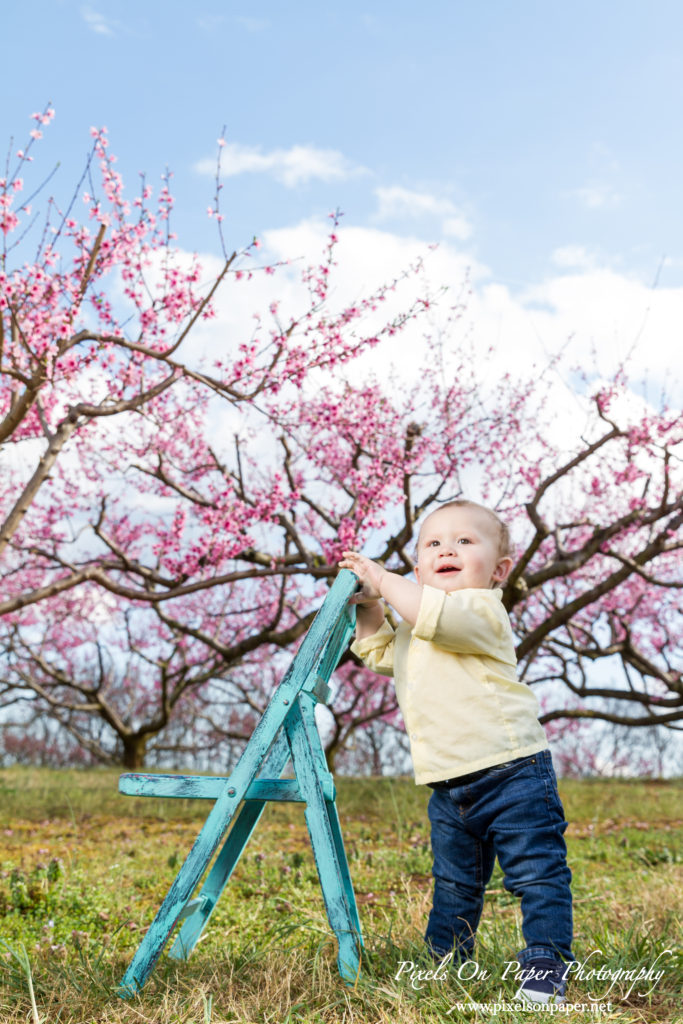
0, 769, 681, 1023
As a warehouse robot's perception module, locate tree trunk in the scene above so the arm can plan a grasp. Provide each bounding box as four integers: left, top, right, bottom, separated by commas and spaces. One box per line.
121, 734, 147, 770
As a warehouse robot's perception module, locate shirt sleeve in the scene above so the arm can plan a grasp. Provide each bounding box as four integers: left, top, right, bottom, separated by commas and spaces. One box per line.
350, 619, 396, 677
412, 586, 517, 664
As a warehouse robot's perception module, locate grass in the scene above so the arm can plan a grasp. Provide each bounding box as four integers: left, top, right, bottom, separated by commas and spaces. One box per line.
0, 768, 681, 1023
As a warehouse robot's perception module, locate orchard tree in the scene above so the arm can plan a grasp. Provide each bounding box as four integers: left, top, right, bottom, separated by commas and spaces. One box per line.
0, 108, 437, 767
0, 110, 681, 772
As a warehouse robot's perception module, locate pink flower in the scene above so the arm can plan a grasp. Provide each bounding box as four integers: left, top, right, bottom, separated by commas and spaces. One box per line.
0, 211, 18, 234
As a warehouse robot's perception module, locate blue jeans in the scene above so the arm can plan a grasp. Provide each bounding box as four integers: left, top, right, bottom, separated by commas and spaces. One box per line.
425, 749, 573, 967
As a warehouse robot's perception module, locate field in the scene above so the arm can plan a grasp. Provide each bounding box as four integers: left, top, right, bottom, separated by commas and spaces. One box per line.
0, 769, 680, 1023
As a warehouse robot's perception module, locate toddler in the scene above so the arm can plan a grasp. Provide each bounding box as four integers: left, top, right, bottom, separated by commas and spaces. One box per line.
339, 500, 573, 1004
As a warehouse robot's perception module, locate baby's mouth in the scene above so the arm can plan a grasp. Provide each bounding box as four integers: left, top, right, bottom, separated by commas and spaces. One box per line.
436, 565, 460, 574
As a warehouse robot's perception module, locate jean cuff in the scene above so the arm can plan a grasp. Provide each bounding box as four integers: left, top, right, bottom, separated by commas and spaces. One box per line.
517, 946, 573, 972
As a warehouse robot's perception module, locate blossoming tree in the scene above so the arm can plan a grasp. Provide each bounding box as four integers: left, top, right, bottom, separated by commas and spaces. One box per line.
1, 111, 681, 771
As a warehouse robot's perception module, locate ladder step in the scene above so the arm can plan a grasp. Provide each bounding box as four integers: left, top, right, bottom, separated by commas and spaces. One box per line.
177, 896, 212, 922
310, 675, 332, 704
119, 773, 336, 803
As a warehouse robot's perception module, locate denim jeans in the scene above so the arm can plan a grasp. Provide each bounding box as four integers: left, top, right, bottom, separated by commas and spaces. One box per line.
425, 749, 573, 967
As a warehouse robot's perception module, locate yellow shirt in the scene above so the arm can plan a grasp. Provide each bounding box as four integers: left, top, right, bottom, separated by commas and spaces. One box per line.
350, 585, 548, 786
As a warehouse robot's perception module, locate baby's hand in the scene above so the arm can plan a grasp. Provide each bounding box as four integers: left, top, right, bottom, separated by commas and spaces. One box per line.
338, 550, 386, 604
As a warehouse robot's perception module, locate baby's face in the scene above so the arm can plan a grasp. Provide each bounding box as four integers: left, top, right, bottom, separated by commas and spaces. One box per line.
415, 506, 510, 592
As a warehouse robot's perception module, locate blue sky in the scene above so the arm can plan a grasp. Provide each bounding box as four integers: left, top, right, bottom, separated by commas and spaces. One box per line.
3, 0, 682, 395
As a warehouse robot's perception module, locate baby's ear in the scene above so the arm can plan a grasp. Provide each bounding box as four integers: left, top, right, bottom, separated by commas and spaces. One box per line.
414, 565, 422, 584
492, 557, 513, 584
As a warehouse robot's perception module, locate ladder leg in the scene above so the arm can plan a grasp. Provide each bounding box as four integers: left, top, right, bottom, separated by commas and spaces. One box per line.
168, 798, 266, 959
169, 728, 293, 959
298, 698, 362, 940
119, 797, 246, 997
326, 798, 363, 941
286, 701, 362, 983
119, 729, 290, 997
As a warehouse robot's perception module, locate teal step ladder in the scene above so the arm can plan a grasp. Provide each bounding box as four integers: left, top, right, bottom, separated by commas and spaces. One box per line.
117, 569, 363, 998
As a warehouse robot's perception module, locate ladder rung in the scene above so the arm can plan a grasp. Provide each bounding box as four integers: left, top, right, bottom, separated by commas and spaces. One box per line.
309, 675, 332, 704
119, 773, 336, 803
177, 896, 212, 922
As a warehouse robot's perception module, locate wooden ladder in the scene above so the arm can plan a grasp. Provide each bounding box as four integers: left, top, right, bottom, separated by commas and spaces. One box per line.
117, 569, 363, 997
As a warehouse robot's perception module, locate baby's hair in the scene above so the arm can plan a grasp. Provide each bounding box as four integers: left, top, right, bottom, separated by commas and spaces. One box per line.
419, 500, 511, 558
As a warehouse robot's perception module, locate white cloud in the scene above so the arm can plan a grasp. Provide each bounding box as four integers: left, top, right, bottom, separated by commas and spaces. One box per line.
374, 185, 472, 240
194, 143, 367, 188
183, 218, 681, 453
442, 216, 473, 241
235, 16, 270, 32
81, 6, 115, 35
197, 15, 227, 32
517, 268, 682, 394
574, 183, 623, 209
551, 245, 597, 270
374, 186, 454, 219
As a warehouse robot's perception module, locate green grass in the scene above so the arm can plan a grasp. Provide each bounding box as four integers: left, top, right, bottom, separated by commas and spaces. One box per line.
0, 768, 681, 1023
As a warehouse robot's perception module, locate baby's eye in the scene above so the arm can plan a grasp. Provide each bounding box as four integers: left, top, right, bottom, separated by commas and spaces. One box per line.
457, 538, 472, 545
428, 539, 440, 547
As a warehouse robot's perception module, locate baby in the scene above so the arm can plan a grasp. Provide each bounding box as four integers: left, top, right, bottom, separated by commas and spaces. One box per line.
339, 500, 573, 1004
